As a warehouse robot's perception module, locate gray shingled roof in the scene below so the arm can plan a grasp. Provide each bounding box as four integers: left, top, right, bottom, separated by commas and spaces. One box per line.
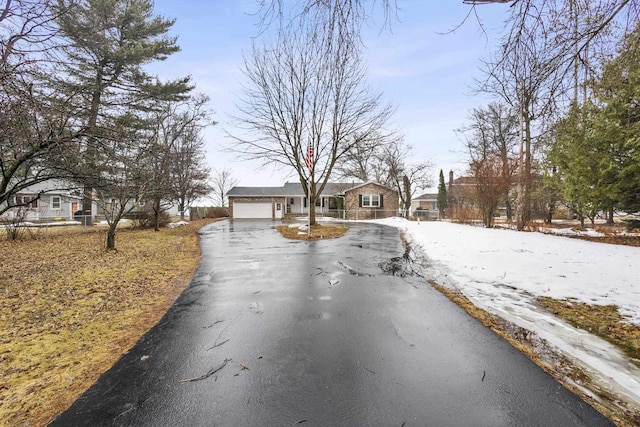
414, 193, 437, 201
225, 187, 288, 197
13, 179, 82, 196
227, 182, 364, 197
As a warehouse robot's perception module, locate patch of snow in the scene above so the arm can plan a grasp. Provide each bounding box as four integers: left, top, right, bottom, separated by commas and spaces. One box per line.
167, 221, 188, 228
369, 217, 640, 407
540, 227, 605, 237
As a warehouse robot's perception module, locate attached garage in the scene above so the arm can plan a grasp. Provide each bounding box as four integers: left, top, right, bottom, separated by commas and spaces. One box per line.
226, 187, 287, 219
232, 202, 273, 219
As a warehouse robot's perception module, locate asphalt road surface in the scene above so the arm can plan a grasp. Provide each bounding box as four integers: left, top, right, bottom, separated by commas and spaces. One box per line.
51, 220, 613, 426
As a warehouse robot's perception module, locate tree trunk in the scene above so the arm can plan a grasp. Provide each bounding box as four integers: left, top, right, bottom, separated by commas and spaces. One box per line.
106, 225, 117, 250
607, 207, 614, 225
546, 200, 555, 224
82, 73, 104, 226
523, 111, 533, 224
153, 197, 161, 231
403, 175, 411, 218
179, 201, 186, 221
505, 197, 513, 221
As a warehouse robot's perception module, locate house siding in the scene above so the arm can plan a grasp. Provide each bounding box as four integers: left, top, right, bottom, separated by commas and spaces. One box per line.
1, 192, 82, 221
344, 183, 398, 220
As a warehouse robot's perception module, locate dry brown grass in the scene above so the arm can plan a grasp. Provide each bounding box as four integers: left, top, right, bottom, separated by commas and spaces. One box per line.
0, 219, 216, 426
523, 220, 640, 247
276, 223, 348, 241
538, 297, 640, 364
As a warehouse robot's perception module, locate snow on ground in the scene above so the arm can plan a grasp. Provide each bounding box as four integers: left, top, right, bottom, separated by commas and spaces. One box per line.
369, 217, 640, 409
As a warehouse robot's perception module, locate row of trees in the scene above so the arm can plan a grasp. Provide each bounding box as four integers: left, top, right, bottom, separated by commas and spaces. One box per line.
235, 0, 640, 228
457, 0, 640, 228
1, 0, 215, 248
549, 24, 640, 226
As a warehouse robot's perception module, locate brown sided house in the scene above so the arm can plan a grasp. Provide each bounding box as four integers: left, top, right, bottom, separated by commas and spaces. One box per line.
226, 181, 398, 220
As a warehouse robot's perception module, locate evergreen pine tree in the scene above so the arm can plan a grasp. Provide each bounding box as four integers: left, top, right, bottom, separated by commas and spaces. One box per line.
437, 169, 448, 218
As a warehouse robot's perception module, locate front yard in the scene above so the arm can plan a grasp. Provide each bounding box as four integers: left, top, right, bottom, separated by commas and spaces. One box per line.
0, 219, 215, 426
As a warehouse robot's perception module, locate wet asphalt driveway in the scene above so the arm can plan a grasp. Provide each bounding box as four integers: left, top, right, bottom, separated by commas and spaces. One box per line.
51, 220, 612, 426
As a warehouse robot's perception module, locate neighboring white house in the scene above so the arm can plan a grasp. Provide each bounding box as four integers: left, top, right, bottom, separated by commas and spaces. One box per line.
1, 179, 185, 223
0, 180, 86, 222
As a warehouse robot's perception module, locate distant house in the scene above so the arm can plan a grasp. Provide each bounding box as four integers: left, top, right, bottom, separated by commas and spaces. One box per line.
0, 180, 85, 222
411, 193, 439, 220
226, 181, 399, 220
447, 170, 478, 218
1, 179, 186, 224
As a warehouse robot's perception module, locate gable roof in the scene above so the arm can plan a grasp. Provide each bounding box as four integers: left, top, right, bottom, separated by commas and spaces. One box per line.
414, 193, 437, 201
225, 186, 288, 197
13, 179, 82, 197
451, 176, 476, 186
227, 182, 365, 198
344, 181, 396, 194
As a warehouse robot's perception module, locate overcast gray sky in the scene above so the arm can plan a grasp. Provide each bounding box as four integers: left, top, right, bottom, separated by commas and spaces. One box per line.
148, 1, 510, 189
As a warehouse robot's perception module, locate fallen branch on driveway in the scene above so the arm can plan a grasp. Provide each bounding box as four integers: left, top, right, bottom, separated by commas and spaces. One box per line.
181, 358, 231, 383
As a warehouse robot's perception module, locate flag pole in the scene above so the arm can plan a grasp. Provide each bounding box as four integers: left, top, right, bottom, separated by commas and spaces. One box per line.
305, 143, 313, 238
308, 177, 311, 237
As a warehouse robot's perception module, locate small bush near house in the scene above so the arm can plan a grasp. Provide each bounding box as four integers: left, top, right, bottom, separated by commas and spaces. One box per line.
2, 208, 32, 240
130, 208, 171, 229
624, 219, 640, 232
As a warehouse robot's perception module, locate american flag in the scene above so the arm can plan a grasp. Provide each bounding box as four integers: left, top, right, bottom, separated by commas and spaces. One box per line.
305, 144, 314, 170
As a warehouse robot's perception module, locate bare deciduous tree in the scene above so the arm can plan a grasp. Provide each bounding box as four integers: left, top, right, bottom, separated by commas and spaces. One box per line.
210, 168, 238, 208
471, 0, 640, 228
382, 138, 433, 217
148, 94, 212, 228
230, 15, 392, 225
255, 0, 397, 35
457, 103, 519, 223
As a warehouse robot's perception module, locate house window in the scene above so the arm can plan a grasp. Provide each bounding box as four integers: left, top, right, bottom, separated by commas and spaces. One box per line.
362, 194, 381, 207
315, 197, 324, 207
13, 195, 38, 208
290, 198, 295, 205
276, 203, 282, 211
52, 196, 61, 210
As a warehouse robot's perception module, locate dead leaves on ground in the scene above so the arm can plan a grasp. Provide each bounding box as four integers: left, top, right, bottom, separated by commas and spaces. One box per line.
0, 219, 215, 426
276, 224, 348, 241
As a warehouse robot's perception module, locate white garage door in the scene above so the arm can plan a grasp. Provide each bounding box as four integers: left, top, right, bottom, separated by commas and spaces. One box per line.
233, 202, 272, 219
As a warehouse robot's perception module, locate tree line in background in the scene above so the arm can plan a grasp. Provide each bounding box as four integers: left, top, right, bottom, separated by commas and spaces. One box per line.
9, 0, 632, 241
457, 0, 640, 228
0, 0, 230, 249
245, 0, 640, 228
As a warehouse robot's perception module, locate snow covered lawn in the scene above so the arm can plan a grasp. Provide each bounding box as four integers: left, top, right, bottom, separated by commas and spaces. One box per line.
370, 218, 640, 414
